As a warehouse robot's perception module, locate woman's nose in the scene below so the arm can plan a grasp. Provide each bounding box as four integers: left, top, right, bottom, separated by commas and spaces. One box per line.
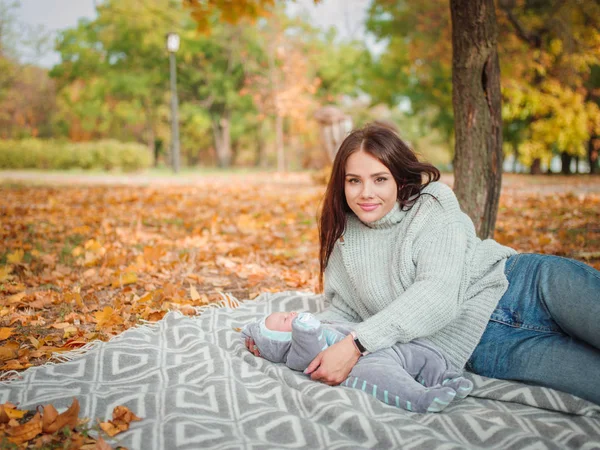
361, 183, 374, 198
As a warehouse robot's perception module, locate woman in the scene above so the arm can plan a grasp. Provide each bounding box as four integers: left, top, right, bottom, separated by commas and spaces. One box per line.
247, 124, 600, 405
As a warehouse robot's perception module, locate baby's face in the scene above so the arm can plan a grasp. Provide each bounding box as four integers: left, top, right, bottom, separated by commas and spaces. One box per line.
265, 311, 298, 332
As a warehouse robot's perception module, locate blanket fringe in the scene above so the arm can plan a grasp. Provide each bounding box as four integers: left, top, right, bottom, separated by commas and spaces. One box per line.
193, 291, 241, 314
0, 370, 21, 382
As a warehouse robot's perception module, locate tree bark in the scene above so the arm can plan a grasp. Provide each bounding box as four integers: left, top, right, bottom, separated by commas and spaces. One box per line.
450, 0, 503, 239
275, 112, 285, 172
530, 158, 542, 175
589, 135, 599, 174
254, 121, 268, 168
143, 102, 156, 166
560, 152, 572, 175
212, 113, 232, 168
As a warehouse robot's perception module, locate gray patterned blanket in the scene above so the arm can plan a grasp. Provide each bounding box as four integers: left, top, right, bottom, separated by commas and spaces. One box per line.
2, 291, 599, 449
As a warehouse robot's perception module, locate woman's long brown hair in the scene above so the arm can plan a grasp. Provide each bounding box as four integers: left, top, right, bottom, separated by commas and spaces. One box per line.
318, 124, 440, 290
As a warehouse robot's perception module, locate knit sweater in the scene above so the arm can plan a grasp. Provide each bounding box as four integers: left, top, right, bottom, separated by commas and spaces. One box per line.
318, 181, 517, 369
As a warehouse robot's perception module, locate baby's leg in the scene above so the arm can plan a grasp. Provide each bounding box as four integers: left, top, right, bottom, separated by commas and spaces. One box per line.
440, 375, 473, 399
345, 349, 456, 413
394, 340, 473, 399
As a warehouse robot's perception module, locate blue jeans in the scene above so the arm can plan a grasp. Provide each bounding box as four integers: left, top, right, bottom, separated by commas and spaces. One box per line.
467, 253, 600, 405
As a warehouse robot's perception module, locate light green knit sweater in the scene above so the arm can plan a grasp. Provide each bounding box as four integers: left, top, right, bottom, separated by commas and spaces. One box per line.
318, 181, 517, 370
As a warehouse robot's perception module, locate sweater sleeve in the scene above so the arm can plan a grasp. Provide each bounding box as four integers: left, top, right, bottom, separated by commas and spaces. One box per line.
354, 221, 468, 352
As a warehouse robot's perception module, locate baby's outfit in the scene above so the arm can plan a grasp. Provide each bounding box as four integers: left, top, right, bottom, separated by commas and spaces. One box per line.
242, 313, 473, 413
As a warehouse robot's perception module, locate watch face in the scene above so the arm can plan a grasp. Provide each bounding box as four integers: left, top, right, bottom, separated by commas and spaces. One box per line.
354, 337, 367, 354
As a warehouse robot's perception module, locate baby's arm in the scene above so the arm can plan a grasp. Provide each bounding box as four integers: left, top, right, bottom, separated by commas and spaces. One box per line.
286, 313, 328, 371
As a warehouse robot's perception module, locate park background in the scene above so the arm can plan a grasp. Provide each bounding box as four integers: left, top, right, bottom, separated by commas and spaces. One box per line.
0, 0, 599, 412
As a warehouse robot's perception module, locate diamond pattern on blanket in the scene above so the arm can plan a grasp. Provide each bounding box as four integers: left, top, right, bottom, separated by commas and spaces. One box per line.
0, 291, 599, 449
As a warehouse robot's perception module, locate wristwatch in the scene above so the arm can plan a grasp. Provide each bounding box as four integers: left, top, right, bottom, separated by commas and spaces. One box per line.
350, 331, 370, 356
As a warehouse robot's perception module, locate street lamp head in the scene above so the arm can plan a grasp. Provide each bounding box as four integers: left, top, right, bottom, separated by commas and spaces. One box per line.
166, 32, 180, 53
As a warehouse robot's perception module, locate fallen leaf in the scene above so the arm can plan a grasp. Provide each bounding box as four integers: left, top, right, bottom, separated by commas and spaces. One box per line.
111, 272, 137, 288
63, 326, 79, 339
176, 304, 196, 316
94, 436, 114, 449
0, 265, 13, 281
0, 327, 14, 341
99, 405, 141, 437
7, 292, 26, 304
7, 249, 24, 264
0, 344, 18, 361
6, 411, 42, 444
42, 398, 80, 433
94, 306, 123, 329
5, 407, 27, 420
1, 360, 29, 370
189, 283, 200, 301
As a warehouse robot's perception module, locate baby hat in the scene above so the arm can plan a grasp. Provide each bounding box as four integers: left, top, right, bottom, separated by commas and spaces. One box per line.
241, 317, 293, 363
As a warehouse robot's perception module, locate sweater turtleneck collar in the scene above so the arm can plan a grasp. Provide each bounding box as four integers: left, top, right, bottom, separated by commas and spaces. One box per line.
361, 202, 406, 229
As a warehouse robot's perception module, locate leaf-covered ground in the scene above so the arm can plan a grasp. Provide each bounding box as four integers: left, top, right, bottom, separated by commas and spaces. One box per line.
1, 172, 599, 372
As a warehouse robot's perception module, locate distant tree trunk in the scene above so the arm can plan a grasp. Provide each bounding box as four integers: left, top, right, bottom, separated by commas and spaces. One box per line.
530, 158, 542, 174
560, 152, 572, 175
589, 135, 599, 174
144, 103, 157, 165
212, 113, 232, 168
450, 0, 503, 239
254, 121, 268, 168
231, 139, 240, 166
512, 142, 519, 172
275, 112, 285, 172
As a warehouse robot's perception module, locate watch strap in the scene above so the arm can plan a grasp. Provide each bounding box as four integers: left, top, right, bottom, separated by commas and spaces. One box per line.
350, 331, 369, 356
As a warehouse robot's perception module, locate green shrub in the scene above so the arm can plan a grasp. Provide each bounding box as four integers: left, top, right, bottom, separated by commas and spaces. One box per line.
0, 139, 152, 171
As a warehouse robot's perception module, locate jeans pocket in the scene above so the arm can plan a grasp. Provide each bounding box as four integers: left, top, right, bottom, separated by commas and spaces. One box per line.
489, 308, 522, 327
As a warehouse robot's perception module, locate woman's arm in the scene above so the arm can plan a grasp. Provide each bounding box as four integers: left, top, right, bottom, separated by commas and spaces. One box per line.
304, 334, 361, 385
308, 221, 468, 384
355, 221, 468, 351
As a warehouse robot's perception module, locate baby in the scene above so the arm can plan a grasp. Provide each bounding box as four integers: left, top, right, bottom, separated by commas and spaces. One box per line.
242, 311, 473, 413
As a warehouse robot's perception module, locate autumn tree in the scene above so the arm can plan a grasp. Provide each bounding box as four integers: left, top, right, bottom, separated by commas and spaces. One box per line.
497, 0, 600, 175
51, 0, 183, 157
449, 0, 503, 239
366, 0, 600, 235
0, 0, 58, 139
0, 0, 17, 104
241, 10, 323, 171
366, 0, 455, 140
177, 22, 259, 168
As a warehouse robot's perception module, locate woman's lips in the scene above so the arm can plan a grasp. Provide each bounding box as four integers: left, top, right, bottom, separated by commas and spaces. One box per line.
358, 203, 379, 212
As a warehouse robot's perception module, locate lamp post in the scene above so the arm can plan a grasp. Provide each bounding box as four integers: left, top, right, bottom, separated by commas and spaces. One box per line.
166, 32, 180, 173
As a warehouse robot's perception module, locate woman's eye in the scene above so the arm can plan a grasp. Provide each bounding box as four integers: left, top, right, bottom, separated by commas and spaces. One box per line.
376, 177, 387, 183
347, 178, 360, 184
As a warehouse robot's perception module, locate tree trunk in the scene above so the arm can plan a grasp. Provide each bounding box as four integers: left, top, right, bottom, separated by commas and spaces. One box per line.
254, 121, 268, 168
275, 112, 285, 172
589, 135, 599, 174
530, 158, 542, 174
212, 113, 232, 168
450, 0, 503, 239
560, 152, 572, 175
143, 103, 156, 166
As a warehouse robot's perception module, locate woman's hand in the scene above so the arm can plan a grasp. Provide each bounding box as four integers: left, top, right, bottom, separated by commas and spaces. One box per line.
245, 337, 261, 357
304, 335, 360, 385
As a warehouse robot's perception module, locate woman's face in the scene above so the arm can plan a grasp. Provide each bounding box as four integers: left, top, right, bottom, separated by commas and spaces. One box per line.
344, 150, 398, 223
